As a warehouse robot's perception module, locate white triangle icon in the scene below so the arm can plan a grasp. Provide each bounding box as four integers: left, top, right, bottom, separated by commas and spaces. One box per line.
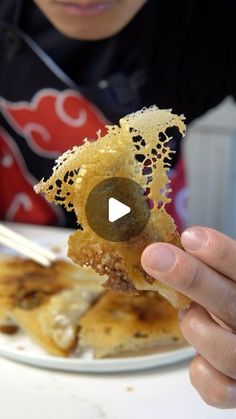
108, 197, 131, 222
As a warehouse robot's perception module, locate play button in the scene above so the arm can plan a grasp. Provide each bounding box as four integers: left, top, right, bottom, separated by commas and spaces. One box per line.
108, 198, 131, 222
85, 177, 150, 242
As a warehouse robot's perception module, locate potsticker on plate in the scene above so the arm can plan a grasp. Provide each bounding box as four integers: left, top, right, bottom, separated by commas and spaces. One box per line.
0, 256, 103, 356
77, 291, 186, 359
35, 106, 191, 309
0, 255, 187, 357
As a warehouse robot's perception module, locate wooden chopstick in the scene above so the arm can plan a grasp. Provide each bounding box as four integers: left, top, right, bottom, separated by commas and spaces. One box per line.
0, 224, 57, 267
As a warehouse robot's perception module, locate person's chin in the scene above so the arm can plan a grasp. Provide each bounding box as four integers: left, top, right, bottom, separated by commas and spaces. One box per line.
53, 22, 123, 40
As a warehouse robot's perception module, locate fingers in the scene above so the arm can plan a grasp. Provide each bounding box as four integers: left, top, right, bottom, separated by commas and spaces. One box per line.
190, 355, 236, 409
180, 305, 236, 380
141, 243, 236, 330
181, 227, 236, 281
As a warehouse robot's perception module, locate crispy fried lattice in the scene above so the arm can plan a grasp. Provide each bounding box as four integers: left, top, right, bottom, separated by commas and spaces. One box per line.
35, 106, 190, 308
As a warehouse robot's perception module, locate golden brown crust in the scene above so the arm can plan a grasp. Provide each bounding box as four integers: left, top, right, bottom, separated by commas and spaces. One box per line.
0, 257, 80, 317
35, 107, 191, 308
11, 284, 103, 357
11, 303, 67, 356
0, 256, 104, 354
68, 212, 190, 308
0, 257, 188, 358
78, 291, 187, 358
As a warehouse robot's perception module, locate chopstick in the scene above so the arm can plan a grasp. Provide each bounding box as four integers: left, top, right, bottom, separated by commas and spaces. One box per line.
0, 224, 57, 267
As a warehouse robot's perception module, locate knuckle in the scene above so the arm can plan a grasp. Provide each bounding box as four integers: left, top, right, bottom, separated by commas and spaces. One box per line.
222, 290, 236, 328
185, 263, 202, 292
215, 243, 228, 266
221, 344, 236, 379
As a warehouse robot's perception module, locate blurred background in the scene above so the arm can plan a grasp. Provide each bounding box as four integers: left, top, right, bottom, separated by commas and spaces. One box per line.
184, 97, 236, 239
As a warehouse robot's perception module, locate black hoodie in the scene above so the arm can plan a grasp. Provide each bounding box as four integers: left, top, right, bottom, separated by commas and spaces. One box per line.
0, 0, 235, 229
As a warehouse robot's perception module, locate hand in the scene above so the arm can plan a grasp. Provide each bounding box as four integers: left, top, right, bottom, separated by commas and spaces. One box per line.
141, 226, 236, 408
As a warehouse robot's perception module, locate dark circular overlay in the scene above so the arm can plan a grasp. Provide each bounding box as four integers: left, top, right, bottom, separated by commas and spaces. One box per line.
85, 177, 151, 242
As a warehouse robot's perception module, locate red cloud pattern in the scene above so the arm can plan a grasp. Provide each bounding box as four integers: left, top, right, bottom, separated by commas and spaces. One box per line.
0, 128, 62, 224
1, 89, 108, 157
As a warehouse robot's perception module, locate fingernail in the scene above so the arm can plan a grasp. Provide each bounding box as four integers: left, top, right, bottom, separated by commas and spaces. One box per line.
181, 228, 209, 251
144, 244, 176, 272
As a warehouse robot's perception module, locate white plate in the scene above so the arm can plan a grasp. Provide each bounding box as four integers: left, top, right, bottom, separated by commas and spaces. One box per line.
0, 222, 195, 373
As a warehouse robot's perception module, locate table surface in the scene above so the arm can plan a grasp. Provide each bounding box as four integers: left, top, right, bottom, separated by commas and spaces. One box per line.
0, 355, 235, 419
